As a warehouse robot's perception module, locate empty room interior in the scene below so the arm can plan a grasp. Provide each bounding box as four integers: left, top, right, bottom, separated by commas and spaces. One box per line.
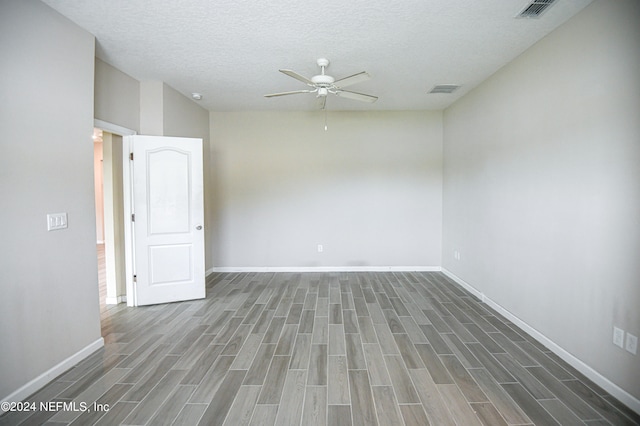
1, 0, 639, 425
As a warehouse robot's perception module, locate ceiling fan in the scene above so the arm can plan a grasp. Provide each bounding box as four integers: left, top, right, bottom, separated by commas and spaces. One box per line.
264, 58, 378, 109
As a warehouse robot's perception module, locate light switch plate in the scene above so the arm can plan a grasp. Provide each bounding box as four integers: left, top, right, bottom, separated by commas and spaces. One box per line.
613, 327, 625, 348
47, 213, 68, 231
625, 333, 638, 355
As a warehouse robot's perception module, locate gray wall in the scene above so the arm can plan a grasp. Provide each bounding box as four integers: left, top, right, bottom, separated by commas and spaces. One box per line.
0, 0, 101, 399
442, 0, 640, 400
210, 111, 443, 268
94, 58, 140, 132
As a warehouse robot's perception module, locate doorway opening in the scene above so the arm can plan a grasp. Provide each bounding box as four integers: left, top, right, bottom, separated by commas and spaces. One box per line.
92, 120, 135, 313
93, 128, 107, 306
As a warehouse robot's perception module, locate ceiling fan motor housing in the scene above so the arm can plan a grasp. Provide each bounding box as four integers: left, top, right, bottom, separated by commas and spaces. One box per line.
311, 74, 335, 87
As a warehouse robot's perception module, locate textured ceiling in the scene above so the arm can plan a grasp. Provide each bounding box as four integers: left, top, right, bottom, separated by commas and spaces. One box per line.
42, 0, 593, 111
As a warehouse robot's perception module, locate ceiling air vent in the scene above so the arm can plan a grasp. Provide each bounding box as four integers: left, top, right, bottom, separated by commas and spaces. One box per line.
429, 84, 460, 94
517, 0, 556, 18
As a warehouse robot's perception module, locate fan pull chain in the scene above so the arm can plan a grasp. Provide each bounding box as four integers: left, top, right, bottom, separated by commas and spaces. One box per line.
324, 109, 328, 131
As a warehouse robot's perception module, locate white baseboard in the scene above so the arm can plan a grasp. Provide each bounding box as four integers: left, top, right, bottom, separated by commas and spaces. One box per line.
1, 337, 105, 405
208, 266, 441, 273
441, 268, 640, 415
105, 295, 127, 305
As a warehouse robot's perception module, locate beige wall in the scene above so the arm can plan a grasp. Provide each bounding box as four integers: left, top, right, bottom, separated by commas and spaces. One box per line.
0, 0, 101, 400
163, 83, 210, 141
139, 80, 164, 135
210, 110, 443, 268
93, 140, 104, 242
443, 0, 640, 401
94, 58, 140, 132
102, 133, 127, 300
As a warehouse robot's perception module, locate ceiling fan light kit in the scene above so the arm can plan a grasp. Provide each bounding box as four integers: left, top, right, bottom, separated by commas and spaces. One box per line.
264, 58, 378, 108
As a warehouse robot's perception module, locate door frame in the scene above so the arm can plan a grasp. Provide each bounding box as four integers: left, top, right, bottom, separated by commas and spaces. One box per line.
123, 134, 136, 306
94, 119, 136, 306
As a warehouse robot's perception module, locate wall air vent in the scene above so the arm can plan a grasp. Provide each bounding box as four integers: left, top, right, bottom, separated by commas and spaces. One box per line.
517, 0, 557, 18
429, 84, 460, 94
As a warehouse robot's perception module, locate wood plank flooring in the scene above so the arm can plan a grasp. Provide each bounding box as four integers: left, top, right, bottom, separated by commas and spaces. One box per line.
2, 271, 639, 425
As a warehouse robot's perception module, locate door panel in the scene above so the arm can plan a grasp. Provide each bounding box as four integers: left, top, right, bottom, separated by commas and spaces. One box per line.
148, 149, 190, 234
149, 244, 193, 284
128, 135, 205, 306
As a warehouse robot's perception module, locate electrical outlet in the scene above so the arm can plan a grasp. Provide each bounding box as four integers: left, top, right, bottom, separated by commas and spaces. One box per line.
317, 244, 323, 253
625, 333, 637, 355
453, 250, 460, 261
613, 327, 625, 348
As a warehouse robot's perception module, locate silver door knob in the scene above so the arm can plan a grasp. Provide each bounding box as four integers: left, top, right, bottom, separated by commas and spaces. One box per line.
196, 225, 203, 230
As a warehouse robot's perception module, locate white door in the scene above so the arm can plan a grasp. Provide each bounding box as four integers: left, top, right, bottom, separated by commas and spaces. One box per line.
127, 135, 205, 306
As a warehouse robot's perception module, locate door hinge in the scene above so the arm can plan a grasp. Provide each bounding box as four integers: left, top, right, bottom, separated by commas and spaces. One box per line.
131, 213, 135, 222
129, 152, 134, 161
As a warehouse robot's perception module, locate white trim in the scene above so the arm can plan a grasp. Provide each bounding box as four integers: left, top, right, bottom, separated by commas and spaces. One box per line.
1, 338, 104, 405
93, 119, 136, 136
208, 266, 441, 273
122, 136, 135, 306
441, 268, 640, 415
440, 269, 484, 301
105, 295, 126, 305
96, 239, 105, 244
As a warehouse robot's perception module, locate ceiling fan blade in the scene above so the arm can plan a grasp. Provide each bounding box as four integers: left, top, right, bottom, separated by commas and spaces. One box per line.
333, 71, 371, 88
280, 69, 314, 86
335, 90, 378, 103
316, 95, 327, 110
264, 90, 314, 98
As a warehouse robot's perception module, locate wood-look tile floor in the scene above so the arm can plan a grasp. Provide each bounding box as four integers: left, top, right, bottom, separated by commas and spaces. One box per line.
2, 271, 639, 425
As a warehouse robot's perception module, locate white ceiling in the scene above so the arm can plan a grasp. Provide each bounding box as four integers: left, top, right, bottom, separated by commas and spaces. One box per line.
42, 0, 593, 112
